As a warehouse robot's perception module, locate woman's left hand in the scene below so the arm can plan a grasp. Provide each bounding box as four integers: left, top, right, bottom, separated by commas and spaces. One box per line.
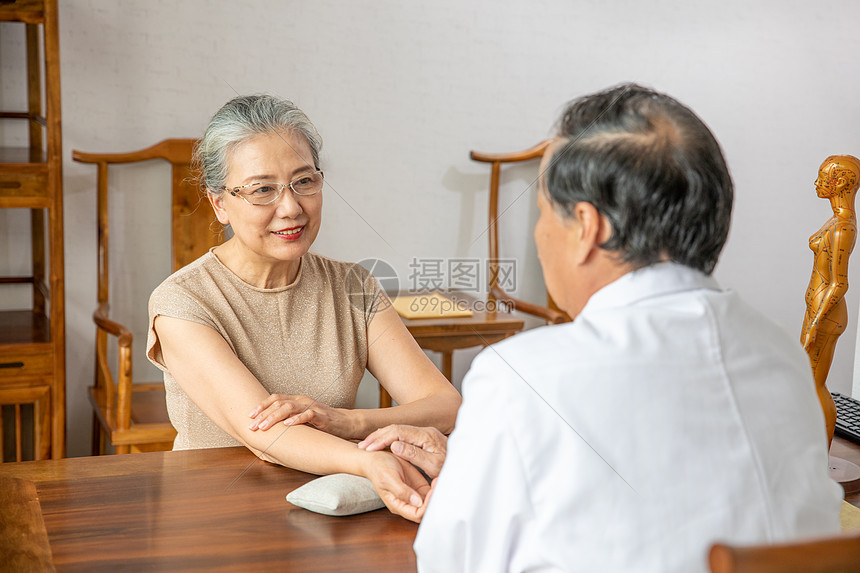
363, 450, 434, 523
248, 394, 357, 439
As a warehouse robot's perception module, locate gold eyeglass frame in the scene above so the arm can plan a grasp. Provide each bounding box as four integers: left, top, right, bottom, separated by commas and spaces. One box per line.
222, 170, 324, 206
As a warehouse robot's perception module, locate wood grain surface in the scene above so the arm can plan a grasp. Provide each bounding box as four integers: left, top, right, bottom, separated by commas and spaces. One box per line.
1, 437, 859, 571
0, 476, 54, 572
0, 447, 418, 572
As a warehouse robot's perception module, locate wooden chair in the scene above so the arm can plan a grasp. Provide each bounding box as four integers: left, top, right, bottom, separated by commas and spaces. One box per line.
72, 139, 221, 454
383, 142, 569, 405
708, 532, 860, 573
387, 141, 567, 404
470, 140, 570, 325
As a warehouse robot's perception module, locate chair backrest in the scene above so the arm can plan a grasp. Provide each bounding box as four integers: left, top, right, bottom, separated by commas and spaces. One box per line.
71, 139, 220, 432
470, 140, 570, 324
72, 138, 220, 296
708, 532, 860, 573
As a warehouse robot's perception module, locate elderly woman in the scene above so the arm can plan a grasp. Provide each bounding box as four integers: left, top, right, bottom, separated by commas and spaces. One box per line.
146, 94, 460, 506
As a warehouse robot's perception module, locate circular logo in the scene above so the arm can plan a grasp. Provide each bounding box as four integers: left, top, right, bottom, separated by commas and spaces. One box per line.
345, 258, 399, 315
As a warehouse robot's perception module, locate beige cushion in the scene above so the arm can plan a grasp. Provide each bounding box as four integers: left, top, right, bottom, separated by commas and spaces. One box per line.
286, 473, 385, 516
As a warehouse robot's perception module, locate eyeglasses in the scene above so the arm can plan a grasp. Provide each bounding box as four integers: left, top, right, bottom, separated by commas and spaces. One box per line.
223, 170, 324, 206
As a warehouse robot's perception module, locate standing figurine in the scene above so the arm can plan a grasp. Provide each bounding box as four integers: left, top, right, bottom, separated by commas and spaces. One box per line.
802, 154, 860, 447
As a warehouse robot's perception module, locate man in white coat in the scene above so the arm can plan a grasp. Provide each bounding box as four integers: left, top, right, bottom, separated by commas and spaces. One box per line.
361, 83, 843, 572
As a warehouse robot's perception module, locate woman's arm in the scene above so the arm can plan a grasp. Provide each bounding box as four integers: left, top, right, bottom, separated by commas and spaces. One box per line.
153, 313, 423, 497
249, 304, 461, 440
358, 303, 462, 433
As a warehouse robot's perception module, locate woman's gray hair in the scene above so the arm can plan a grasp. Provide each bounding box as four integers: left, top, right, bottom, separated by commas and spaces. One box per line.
196, 94, 323, 194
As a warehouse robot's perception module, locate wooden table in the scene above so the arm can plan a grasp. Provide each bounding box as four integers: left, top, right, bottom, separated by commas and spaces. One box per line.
0, 447, 418, 572
1, 439, 858, 571
380, 292, 524, 408
397, 290, 524, 377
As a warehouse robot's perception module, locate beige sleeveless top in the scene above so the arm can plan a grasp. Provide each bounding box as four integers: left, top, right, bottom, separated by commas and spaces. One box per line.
146, 250, 384, 450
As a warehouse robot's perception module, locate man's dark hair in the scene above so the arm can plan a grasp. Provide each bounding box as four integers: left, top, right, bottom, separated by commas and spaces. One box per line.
545, 83, 733, 275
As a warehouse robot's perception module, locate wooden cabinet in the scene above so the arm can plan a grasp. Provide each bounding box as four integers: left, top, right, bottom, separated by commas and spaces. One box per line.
0, 0, 65, 461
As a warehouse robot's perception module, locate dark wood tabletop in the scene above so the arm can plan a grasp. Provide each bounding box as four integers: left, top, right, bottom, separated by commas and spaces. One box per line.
0, 446, 418, 572
1, 437, 858, 572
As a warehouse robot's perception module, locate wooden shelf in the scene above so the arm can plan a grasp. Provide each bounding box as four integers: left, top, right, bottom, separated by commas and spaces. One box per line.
0, 310, 50, 346
0, 146, 48, 165
0, 0, 65, 461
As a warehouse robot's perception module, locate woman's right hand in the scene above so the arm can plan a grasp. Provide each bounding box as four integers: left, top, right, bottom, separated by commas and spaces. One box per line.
248, 394, 359, 440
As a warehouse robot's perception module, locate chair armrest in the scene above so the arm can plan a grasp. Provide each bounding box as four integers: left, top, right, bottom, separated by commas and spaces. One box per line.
93, 304, 136, 430
93, 304, 133, 348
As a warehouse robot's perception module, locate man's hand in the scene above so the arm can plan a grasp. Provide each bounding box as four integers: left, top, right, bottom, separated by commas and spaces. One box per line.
248, 394, 356, 439
359, 424, 448, 479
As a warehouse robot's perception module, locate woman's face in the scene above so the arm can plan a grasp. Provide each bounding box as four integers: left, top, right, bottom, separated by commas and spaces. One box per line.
211, 130, 323, 266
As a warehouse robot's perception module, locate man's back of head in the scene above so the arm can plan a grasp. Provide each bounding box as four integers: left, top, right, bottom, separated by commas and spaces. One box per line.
545, 83, 734, 275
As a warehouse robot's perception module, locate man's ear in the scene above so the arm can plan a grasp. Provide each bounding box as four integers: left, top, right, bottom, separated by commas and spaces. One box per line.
208, 191, 229, 225
569, 202, 609, 265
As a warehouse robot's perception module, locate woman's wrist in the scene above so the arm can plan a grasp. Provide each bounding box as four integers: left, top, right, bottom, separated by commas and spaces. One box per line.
343, 407, 371, 441
355, 448, 386, 479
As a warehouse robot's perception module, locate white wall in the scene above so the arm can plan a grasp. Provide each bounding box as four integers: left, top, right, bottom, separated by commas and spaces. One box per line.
1, 0, 859, 457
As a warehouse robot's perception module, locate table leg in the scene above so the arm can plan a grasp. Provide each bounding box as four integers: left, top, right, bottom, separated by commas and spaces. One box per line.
379, 386, 392, 408
91, 413, 101, 456
442, 351, 453, 381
